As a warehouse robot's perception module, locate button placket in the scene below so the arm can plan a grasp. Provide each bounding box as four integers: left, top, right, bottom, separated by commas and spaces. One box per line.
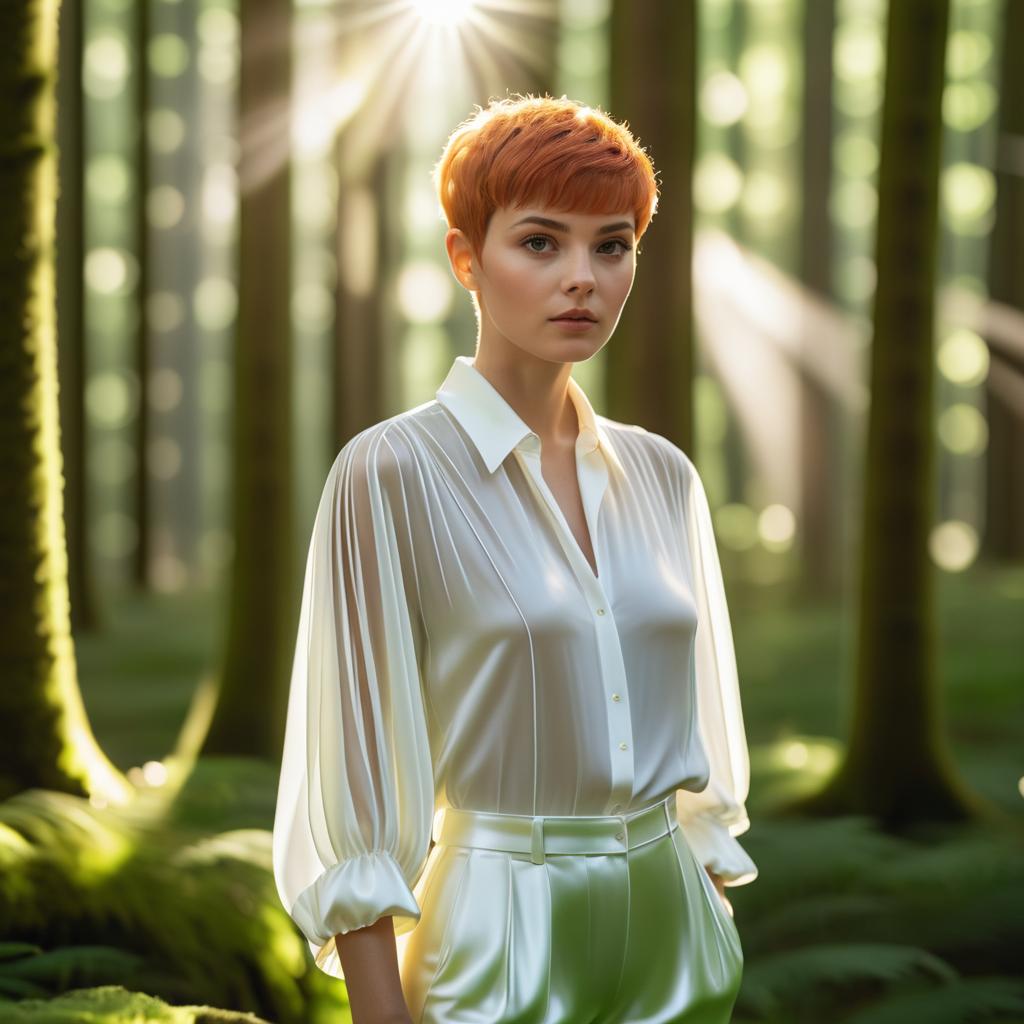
575, 563, 633, 812
515, 439, 635, 818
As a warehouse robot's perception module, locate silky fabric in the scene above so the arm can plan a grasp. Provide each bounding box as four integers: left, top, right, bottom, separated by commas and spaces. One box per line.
401, 795, 743, 1023
272, 354, 758, 1000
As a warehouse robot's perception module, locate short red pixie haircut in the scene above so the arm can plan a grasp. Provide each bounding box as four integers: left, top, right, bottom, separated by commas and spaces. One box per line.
432, 93, 660, 263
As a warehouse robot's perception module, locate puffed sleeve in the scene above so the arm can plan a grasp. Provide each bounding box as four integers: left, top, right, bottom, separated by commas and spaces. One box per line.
674, 451, 759, 887
272, 424, 435, 980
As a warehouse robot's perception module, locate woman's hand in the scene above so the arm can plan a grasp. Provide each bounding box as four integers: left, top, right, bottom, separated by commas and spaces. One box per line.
704, 866, 734, 917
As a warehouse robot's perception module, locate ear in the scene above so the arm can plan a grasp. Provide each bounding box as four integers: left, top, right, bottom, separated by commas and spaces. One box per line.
445, 228, 479, 294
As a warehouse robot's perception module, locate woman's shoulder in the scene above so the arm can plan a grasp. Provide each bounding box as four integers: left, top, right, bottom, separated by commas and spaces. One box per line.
332, 402, 442, 473
321, 410, 435, 506
597, 414, 695, 482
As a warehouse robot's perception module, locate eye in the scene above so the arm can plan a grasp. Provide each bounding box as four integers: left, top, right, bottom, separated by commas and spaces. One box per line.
600, 238, 633, 256
520, 235, 634, 256
522, 234, 552, 253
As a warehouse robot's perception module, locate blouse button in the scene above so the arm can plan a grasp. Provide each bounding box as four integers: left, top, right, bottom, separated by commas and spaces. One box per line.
596, 607, 605, 615
618, 741, 628, 750
611, 693, 621, 702
615, 831, 625, 842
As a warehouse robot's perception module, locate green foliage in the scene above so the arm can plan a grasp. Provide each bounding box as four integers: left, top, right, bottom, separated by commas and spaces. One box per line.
842, 977, 1024, 1024
728, 815, 1024, 1022
0, 983, 273, 1022
0, 772, 344, 1024
0, 945, 144, 998
737, 942, 956, 1019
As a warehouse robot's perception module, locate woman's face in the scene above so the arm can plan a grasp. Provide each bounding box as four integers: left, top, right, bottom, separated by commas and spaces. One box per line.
446, 204, 637, 365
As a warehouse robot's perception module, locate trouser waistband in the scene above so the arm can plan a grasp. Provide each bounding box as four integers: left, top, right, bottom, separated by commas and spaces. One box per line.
432, 794, 678, 865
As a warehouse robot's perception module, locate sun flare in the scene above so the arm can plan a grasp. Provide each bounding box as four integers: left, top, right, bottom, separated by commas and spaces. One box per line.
409, 0, 478, 27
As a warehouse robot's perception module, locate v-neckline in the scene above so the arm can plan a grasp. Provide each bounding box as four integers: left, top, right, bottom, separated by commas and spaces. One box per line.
531, 451, 604, 584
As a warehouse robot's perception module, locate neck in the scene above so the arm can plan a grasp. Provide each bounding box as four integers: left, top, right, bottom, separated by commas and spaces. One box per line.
470, 347, 580, 450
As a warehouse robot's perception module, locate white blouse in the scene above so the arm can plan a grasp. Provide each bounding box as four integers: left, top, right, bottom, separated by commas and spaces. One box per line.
272, 354, 758, 979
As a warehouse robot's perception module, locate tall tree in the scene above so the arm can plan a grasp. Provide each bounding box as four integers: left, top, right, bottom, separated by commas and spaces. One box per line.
132, 0, 152, 588
983, 0, 1024, 562
202, 0, 294, 761
56, 0, 100, 631
797, 0, 843, 599
795, 0, 980, 825
607, 0, 696, 453
0, 0, 128, 801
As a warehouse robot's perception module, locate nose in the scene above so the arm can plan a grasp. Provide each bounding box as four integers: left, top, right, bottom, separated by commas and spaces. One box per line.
562, 245, 597, 295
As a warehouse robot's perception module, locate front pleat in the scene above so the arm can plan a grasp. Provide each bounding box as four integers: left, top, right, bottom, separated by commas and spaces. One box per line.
540, 858, 553, 1020
416, 849, 471, 1019
670, 828, 737, 989
606, 849, 632, 1010
419, 850, 516, 1021
502, 852, 514, 1018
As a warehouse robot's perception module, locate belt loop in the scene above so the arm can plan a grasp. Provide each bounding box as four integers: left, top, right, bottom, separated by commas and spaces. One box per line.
531, 816, 546, 864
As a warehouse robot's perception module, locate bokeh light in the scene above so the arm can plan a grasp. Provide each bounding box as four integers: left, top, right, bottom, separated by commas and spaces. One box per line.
930, 520, 979, 572
937, 328, 989, 387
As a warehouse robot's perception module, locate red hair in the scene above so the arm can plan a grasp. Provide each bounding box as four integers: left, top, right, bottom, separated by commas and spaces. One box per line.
432, 93, 660, 262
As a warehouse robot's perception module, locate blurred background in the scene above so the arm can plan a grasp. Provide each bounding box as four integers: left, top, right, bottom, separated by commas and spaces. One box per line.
2, 0, 1022, 1021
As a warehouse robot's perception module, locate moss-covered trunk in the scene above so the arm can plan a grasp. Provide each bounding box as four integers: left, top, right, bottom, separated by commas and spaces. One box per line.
56, 0, 100, 632
0, 0, 128, 801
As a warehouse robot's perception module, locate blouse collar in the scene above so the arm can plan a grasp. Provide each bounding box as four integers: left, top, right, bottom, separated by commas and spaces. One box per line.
435, 354, 624, 478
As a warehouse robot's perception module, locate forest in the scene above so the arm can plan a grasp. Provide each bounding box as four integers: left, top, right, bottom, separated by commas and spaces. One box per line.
1, 0, 1022, 1021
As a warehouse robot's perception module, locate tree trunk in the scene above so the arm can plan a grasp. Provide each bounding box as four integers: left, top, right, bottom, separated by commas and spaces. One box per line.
202, 0, 294, 762
982, 0, 1024, 561
0, 0, 128, 802
607, 0, 696, 455
797, 0, 843, 600
56, 0, 101, 632
132, 0, 152, 588
790, 0, 983, 827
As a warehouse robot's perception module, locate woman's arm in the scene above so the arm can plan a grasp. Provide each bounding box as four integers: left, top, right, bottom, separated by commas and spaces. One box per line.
272, 429, 434, 990
334, 916, 412, 1024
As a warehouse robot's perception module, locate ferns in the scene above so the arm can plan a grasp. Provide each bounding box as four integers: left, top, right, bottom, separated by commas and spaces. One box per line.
728, 815, 1024, 1022
842, 977, 1024, 1024
736, 942, 955, 1019
0, 945, 145, 999
0, 768, 339, 1024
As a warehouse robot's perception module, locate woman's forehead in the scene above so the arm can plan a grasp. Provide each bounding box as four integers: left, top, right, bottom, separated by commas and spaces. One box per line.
494, 207, 636, 231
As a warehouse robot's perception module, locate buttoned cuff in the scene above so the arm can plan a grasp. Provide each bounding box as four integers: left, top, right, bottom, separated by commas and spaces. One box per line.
290, 848, 422, 953
680, 812, 758, 886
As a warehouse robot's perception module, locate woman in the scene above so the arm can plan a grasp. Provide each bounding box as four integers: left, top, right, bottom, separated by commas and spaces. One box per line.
272, 94, 758, 1024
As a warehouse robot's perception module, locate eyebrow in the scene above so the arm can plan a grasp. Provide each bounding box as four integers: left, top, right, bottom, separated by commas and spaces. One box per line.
509, 215, 635, 235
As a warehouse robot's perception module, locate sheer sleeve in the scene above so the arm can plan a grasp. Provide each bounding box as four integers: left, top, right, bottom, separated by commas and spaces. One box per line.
674, 452, 759, 887
272, 425, 434, 980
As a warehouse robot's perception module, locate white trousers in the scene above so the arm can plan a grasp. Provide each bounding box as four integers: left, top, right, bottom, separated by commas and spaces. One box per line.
398, 795, 744, 1023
